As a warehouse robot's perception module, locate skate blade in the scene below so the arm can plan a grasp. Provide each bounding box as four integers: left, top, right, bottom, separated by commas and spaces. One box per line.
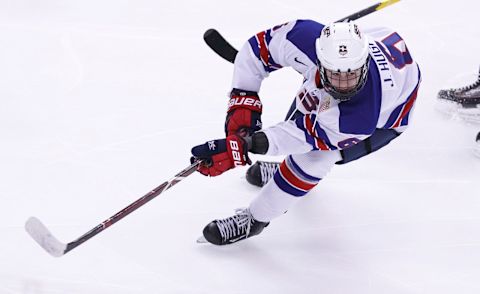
196, 236, 208, 244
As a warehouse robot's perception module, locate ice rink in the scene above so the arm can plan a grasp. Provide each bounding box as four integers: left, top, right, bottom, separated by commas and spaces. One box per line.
1, 0, 480, 293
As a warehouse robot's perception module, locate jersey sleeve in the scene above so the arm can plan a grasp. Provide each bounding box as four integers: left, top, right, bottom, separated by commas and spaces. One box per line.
231, 21, 295, 92
261, 120, 315, 155
231, 20, 324, 92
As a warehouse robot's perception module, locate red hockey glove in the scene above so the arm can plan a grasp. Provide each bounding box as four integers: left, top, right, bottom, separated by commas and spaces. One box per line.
191, 134, 251, 177
225, 88, 262, 136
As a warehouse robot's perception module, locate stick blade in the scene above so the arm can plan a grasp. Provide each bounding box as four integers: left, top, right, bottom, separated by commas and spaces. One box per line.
25, 217, 67, 257
203, 28, 238, 63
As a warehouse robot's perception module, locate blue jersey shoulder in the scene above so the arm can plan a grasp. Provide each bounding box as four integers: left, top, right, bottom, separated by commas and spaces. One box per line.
286, 20, 324, 64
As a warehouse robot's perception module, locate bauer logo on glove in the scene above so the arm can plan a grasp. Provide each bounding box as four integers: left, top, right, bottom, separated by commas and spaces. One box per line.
225, 88, 263, 136
191, 134, 251, 177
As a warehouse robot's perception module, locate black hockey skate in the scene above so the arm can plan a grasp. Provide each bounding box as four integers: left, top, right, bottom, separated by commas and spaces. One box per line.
246, 161, 280, 187
437, 67, 480, 106
437, 67, 480, 123
199, 208, 269, 245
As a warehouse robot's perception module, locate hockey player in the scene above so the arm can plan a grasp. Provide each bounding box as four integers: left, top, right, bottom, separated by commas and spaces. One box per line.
191, 20, 421, 245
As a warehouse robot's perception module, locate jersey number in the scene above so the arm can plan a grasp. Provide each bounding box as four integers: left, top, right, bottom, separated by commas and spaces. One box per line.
298, 90, 319, 112
378, 33, 413, 69
338, 138, 361, 149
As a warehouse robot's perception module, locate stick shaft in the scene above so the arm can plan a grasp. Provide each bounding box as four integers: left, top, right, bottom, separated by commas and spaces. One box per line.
337, 0, 401, 22
63, 160, 201, 254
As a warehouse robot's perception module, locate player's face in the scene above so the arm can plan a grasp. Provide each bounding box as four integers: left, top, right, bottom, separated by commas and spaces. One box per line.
325, 68, 362, 93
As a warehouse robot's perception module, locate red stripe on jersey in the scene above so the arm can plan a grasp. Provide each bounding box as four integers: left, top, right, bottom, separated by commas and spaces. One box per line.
305, 116, 329, 150
393, 86, 418, 128
304, 115, 313, 134
256, 31, 269, 66
315, 70, 321, 87
279, 161, 317, 191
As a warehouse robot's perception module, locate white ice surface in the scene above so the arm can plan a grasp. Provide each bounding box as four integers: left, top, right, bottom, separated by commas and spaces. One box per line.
1, 0, 480, 293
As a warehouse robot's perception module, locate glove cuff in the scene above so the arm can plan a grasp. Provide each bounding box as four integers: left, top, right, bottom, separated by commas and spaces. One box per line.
227, 89, 262, 113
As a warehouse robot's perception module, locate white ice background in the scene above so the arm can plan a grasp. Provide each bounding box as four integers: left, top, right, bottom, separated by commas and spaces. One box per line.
1, 0, 480, 293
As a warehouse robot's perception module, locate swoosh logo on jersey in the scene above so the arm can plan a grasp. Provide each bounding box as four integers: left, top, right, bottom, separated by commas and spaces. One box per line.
294, 57, 307, 66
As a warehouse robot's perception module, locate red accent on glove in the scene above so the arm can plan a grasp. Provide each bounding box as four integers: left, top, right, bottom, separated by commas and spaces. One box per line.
226, 108, 253, 136
197, 135, 250, 177
226, 92, 262, 136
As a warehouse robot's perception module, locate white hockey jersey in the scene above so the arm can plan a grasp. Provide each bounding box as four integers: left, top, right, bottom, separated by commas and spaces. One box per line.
232, 20, 421, 156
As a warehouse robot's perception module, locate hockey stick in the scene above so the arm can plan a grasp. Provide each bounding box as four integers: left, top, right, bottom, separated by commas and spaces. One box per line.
336, 0, 400, 22
25, 160, 202, 257
203, 0, 400, 63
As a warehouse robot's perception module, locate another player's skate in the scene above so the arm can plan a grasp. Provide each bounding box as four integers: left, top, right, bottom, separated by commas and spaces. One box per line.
474, 132, 480, 158
246, 161, 280, 187
436, 67, 480, 123
198, 208, 269, 245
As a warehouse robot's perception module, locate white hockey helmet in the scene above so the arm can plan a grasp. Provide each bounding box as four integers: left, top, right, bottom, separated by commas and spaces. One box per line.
315, 22, 370, 101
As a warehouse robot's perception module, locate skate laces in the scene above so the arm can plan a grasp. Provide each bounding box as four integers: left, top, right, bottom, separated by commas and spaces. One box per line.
259, 162, 279, 184
216, 208, 253, 242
